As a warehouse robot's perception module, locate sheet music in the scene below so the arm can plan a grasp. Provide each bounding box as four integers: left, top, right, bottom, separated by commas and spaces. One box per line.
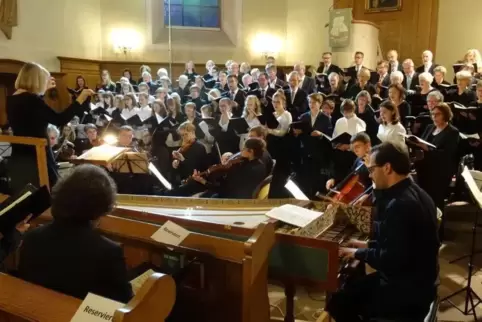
130, 269, 156, 294
401, 134, 437, 149
148, 162, 172, 190
285, 179, 309, 200
0, 191, 32, 217
266, 204, 322, 227
469, 170, 482, 190
460, 133, 480, 140
462, 167, 482, 208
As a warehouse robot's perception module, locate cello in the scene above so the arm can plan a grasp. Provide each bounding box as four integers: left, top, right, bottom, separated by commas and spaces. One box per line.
325, 163, 371, 204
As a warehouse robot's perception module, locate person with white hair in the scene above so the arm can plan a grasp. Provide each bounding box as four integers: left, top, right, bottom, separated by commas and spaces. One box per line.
174, 74, 190, 104
242, 74, 253, 90
157, 68, 168, 80
250, 68, 260, 82
416, 50, 438, 75
203, 61, 217, 88
402, 59, 418, 92
389, 71, 404, 85
240, 62, 251, 75
445, 70, 477, 109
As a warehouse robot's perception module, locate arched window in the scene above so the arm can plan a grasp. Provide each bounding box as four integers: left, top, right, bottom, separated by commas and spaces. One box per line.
164, 0, 220, 28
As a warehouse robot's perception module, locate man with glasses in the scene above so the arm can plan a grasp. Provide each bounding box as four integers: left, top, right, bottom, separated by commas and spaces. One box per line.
325, 142, 440, 322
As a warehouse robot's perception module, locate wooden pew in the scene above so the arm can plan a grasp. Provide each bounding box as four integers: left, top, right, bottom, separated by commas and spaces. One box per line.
0, 272, 175, 322
32, 214, 275, 322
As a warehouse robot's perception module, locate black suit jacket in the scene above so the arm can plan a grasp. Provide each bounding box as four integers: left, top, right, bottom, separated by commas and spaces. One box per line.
270, 78, 286, 89
415, 64, 439, 75
388, 62, 404, 74
225, 89, 246, 117
286, 88, 308, 120
316, 63, 343, 76
17, 221, 133, 303
298, 111, 333, 163
218, 159, 266, 198
301, 77, 316, 94
402, 73, 420, 91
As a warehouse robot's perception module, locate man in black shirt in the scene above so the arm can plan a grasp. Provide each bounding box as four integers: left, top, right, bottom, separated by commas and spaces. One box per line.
325, 142, 440, 322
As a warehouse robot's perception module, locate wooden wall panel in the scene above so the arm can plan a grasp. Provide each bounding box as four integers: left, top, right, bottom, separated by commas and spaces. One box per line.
57, 57, 301, 89
334, 0, 439, 65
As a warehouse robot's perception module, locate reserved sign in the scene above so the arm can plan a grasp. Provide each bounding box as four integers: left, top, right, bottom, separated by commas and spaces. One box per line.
70, 293, 124, 322
151, 220, 190, 246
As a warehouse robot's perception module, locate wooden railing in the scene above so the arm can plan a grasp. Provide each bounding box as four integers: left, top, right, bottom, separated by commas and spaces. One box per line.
0, 135, 49, 190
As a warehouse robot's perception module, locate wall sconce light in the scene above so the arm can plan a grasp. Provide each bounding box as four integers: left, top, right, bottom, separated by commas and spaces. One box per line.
251, 33, 283, 62
110, 28, 140, 57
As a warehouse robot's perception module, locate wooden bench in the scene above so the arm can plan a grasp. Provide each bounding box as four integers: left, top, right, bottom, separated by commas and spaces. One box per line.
31, 214, 276, 322
0, 272, 175, 322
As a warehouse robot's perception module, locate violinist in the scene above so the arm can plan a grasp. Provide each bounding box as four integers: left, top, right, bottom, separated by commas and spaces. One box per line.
167, 138, 267, 199
75, 124, 100, 155
325, 132, 371, 195
171, 122, 208, 183
52, 125, 76, 161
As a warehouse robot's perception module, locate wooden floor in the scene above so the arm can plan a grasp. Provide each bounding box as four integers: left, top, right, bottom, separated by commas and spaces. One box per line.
268, 222, 482, 321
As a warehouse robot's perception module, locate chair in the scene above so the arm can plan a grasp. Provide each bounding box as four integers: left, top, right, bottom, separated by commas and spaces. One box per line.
252, 175, 272, 199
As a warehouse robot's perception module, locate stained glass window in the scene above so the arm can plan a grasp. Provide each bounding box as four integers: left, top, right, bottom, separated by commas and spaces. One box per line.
164, 0, 220, 28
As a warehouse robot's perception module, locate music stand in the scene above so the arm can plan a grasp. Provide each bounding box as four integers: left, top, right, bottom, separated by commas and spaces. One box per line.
112, 152, 149, 174
441, 166, 482, 321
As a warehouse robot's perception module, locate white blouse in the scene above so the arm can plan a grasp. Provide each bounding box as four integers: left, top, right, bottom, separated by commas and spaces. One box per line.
377, 122, 407, 145
333, 115, 366, 137
270, 111, 292, 137
138, 105, 152, 120
238, 116, 262, 151
121, 107, 140, 119
198, 121, 215, 154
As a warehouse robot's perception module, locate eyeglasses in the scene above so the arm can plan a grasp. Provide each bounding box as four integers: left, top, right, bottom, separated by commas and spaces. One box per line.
367, 165, 380, 174
430, 112, 442, 117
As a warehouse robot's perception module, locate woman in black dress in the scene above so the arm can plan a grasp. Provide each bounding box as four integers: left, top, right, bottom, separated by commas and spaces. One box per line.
413, 103, 459, 212
7, 62, 93, 193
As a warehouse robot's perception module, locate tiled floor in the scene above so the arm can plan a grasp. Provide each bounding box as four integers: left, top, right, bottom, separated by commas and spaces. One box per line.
268, 225, 482, 321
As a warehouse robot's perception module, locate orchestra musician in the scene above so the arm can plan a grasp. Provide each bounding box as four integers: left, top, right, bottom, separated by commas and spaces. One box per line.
412, 103, 460, 213
7, 62, 94, 193
326, 142, 439, 322
75, 123, 101, 155
117, 125, 138, 151
17, 165, 133, 303
172, 122, 208, 183
325, 132, 371, 196
166, 138, 267, 199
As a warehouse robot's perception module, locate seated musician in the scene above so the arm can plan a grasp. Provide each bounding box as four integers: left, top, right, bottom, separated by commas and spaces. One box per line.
172, 122, 208, 183
326, 142, 439, 322
325, 132, 371, 194
50, 124, 76, 161
228, 125, 274, 176
412, 103, 459, 212
0, 216, 31, 272
17, 165, 133, 303
117, 125, 138, 151
74, 123, 99, 155
167, 138, 267, 199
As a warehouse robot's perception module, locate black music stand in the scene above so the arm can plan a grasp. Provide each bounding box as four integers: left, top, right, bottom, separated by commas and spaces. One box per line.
113, 152, 149, 174
441, 167, 482, 321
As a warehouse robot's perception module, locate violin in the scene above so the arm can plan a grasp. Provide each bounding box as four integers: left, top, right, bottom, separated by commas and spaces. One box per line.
182, 155, 246, 184
173, 138, 195, 160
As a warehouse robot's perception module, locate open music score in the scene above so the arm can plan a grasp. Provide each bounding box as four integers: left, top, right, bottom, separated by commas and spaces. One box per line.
72, 145, 128, 166
266, 204, 323, 228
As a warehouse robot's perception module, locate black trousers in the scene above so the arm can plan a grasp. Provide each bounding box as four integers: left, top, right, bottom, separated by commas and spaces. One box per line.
326, 272, 434, 322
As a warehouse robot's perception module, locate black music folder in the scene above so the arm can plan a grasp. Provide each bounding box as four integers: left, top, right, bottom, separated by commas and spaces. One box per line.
402, 134, 436, 149
121, 114, 144, 127
290, 121, 312, 134
321, 132, 352, 145
453, 63, 478, 74
228, 117, 250, 134
201, 117, 219, 129
0, 184, 50, 232
449, 102, 479, 111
